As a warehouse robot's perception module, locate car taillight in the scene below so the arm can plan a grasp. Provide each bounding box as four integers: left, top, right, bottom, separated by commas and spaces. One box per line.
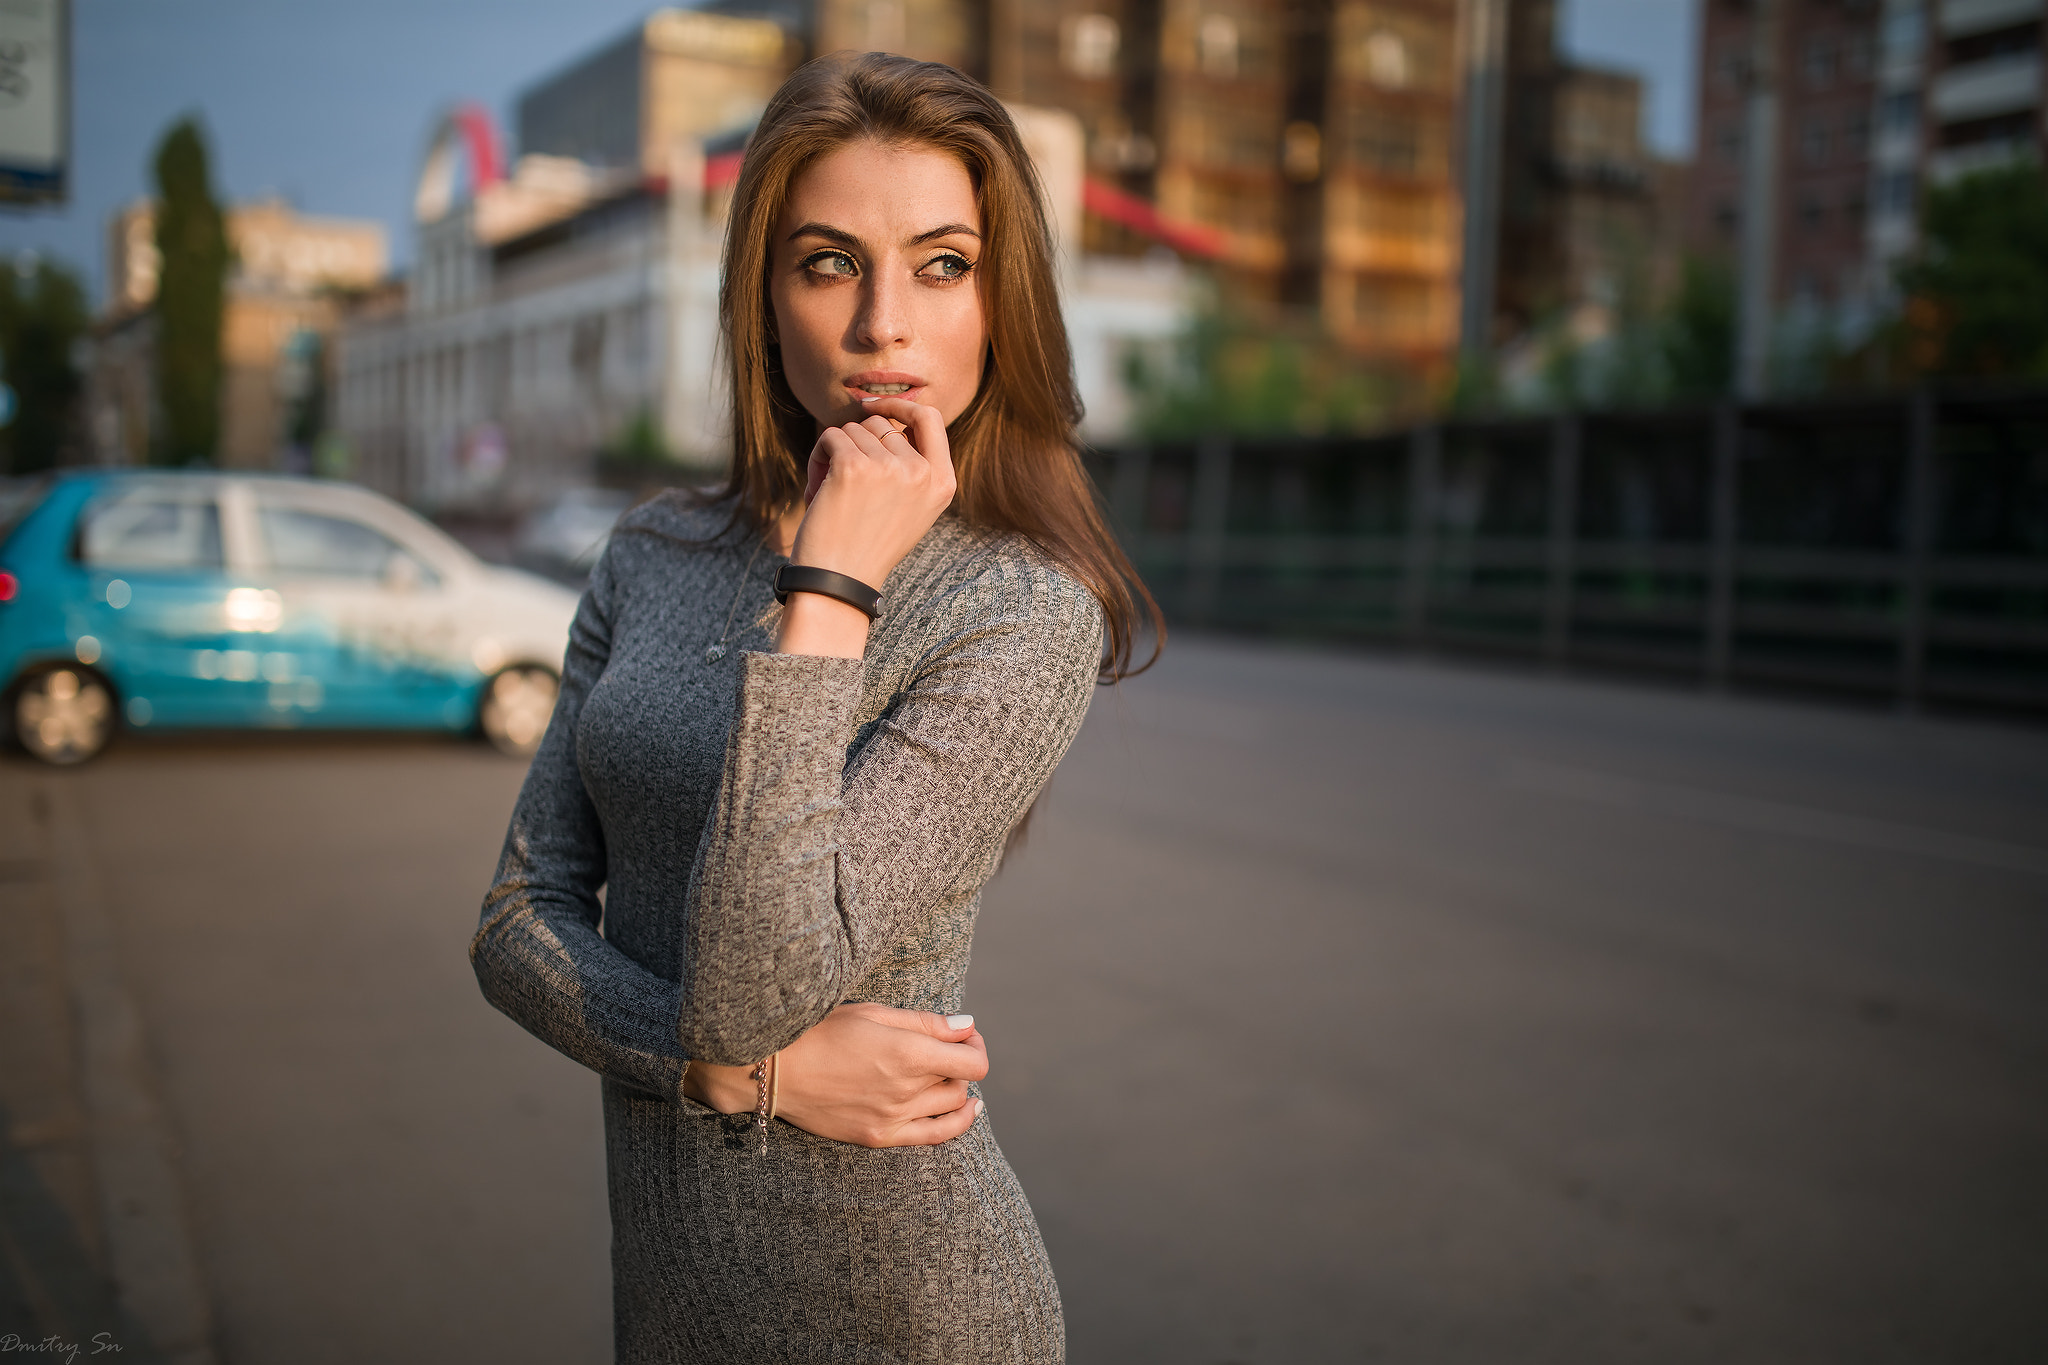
0, 570, 16, 602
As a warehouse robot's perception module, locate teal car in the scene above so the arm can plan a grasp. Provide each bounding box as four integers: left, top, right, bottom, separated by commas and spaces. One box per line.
0, 471, 580, 765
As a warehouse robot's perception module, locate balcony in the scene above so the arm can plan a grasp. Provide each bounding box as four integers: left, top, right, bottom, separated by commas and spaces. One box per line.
1928, 137, 2041, 180
1930, 52, 2043, 121
1939, 0, 2044, 39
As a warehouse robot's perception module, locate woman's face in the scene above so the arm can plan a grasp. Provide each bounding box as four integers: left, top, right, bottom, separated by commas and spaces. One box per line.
770, 139, 987, 431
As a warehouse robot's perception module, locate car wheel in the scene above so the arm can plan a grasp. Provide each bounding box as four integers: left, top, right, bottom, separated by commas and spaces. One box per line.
12, 665, 117, 766
478, 664, 559, 758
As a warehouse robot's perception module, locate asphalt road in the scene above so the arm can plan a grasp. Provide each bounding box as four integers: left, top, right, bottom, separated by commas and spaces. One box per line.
7, 636, 2046, 1364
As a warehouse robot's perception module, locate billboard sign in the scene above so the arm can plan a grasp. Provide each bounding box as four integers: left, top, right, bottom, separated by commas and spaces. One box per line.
0, 0, 66, 205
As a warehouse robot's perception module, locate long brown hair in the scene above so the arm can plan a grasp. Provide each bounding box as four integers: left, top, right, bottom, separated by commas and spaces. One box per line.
713, 50, 1161, 681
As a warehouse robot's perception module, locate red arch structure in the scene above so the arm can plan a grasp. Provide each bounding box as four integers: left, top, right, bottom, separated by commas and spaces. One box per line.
415, 102, 505, 222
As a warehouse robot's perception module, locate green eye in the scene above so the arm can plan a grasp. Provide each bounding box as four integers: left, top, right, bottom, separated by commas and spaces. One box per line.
804, 251, 858, 278
919, 252, 974, 281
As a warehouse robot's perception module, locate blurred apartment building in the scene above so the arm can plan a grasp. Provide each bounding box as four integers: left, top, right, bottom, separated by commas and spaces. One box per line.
331, 0, 1694, 508
997, 0, 1684, 364
334, 5, 1186, 512
1490, 0, 1688, 343
1692, 0, 2048, 320
336, 9, 794, 509
993, 0, 1465, 365
91, 199, 386, 466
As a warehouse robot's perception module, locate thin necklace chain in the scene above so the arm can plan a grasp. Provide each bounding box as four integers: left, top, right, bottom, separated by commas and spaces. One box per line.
703, 532, 769, 665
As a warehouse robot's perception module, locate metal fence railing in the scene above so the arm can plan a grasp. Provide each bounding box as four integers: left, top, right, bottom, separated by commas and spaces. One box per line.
1085, 389, 2048, 714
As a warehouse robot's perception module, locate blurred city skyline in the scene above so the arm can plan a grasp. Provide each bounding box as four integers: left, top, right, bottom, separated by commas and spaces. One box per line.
0, 0, 1698, 305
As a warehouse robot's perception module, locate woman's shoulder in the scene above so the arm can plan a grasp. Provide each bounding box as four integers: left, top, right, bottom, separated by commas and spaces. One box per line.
594, 491, 746, 579
611, 489, 746, 548
897, 519, 1105, 657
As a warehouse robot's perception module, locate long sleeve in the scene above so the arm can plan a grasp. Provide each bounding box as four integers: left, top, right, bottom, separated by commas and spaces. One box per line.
676, 553, 1103, 1065
470, 551, 689, 1099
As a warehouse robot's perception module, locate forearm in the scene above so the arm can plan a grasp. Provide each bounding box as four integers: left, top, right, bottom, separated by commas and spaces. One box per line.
472, 895, 689, 1098
775, 589, 871, 659
675, 650, 865, 1064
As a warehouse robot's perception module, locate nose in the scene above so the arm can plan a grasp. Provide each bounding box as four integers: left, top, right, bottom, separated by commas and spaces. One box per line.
853, 270, 913, 352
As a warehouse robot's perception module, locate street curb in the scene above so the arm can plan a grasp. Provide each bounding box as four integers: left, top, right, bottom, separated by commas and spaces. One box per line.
45, 780, 220, 1365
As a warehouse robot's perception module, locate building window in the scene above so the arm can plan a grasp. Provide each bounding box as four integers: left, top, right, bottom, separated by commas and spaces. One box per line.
1061, 13, 1119, 79
1191, 179, 1276, 234
1185, 107, 1280, 168
1198, 13, 1239, 78
1877, 168, 1916, 213
1844, 31, 1874, 79
1805, 35, 1836, 89
1717, 43, 1746, 93
1352, 275, 1431, 339
1880, 90, 1919, 135
1337, 8, 1451, 92
1364, 30, 1408, 88
1353, 190, 1441, 241
1348, 110, 1424, 176
1843, 108, 1870, 151
1800, 194, 1827, 230
1882, 8, 1925, 61
1802, 115, 1830, 164
1718, 120, 1744, 163
1715, 200, 1738, 237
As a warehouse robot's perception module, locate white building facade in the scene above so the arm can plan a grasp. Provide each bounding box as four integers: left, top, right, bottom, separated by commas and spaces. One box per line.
335, 103, 1189, 515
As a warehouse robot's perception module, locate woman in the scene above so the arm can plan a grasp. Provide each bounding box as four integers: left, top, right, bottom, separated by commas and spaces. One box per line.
472, 50, 1158, 1363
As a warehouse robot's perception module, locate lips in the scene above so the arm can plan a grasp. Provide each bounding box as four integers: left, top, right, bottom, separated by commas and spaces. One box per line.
844, 371, 927, 400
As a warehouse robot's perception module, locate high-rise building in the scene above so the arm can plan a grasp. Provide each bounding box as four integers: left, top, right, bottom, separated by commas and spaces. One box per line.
1454, 0, 1686, 358
1921, 0, 2047, 180
1694, 0, 1883, 312
1866, 0, 2048, 293
1694, 0, 2045, 345
516, 8, 794, 178
991, 0, 1464, 368
1490, 0, 1680, 340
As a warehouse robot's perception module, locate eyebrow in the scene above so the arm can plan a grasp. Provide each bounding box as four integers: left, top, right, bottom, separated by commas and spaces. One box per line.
786, 221, 983, 248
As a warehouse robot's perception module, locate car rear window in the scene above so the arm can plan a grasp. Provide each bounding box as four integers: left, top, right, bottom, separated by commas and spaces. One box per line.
78, 491, 224, 570
256, 503, 440, 587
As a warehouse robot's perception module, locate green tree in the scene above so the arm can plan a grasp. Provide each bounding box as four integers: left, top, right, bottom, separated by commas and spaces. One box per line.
1658, 256, 1736, 402
605, 406, 672, 463
1125, 303, 1393, 439
0, 257, 89, 475
1897, 162, 2048, 377
152, 117, 229, 465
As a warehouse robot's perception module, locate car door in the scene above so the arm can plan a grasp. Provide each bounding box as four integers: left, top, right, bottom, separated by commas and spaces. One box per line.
73, 480, 267, 727
245, 484, 468, 726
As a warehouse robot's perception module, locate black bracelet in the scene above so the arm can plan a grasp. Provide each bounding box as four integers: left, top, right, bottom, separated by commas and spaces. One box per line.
774, 564, 883, 620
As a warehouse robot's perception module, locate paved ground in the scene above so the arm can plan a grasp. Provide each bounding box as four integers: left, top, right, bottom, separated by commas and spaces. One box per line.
3, 636, 2045, 1363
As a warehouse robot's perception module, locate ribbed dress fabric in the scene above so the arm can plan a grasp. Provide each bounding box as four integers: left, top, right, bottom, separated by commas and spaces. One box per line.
471, 492, 1102, 1364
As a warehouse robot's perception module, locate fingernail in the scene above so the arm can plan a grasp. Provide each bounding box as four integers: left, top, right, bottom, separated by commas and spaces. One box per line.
972, 1098, 985, 1119
944, 1013, 973, 1030
858, 395, 878, 402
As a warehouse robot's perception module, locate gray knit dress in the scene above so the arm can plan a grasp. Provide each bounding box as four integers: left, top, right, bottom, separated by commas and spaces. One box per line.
472, 492, 1102, 1364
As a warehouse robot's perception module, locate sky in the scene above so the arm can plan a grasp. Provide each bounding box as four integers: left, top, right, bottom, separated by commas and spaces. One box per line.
0, 0, 1701, 309
1559, 0, 1700, 159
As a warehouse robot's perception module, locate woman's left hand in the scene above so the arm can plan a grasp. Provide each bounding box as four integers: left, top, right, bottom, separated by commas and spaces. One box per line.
684, 1002, 989, 1148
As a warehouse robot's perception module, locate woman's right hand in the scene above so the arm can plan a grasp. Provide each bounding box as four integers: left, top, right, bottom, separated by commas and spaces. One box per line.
683, 1002, 988, 1148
